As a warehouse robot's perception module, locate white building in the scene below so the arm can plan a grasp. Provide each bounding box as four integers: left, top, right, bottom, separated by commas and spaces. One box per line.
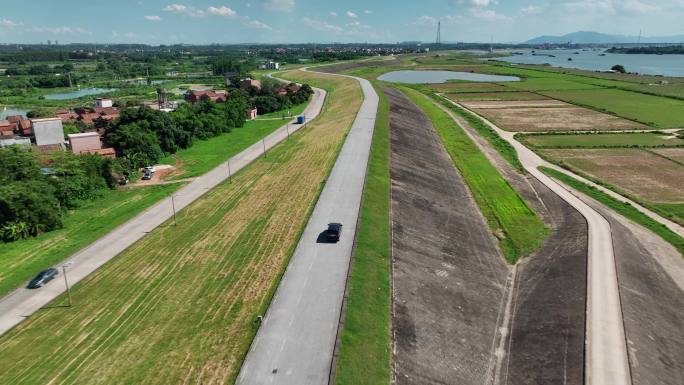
264, 61, 280, 70
94, 98, 113, 108
31, 118, 65, 147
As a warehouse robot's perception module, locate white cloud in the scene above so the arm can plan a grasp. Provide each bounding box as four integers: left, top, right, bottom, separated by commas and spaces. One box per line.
303, 17, 343, 33
163, 4, 206, 17
330, 11, 337, 17
260, 0, 295, 12
470, 0, 492, 6
0, 19, 21, 28
519, 5, 543, 16
470, 8, 511, 21
29, 26, 92, 34
411, 15, 438, 26
208, 6, 237, 17
144, 15, 162, 21
125, 32, 138, 39
364, 10, 373, 14
244, 19, 273, 30
621, 0, 661, 14
346, 11, 358, 18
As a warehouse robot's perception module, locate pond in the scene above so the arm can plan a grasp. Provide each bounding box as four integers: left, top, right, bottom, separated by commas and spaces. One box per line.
45, 87, 118, 100
377, 70, 520, 84
0, 108, 29, 119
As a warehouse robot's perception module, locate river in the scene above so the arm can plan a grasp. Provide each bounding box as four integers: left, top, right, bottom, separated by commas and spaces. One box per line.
496, 49, 684, 77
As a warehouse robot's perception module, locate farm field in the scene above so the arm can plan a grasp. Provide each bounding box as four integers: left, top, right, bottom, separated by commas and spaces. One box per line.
472, 105, 647, 132
160, 101, 309, 179
334, 81, 392, 385
521, 132, 684, 148
428, 82, 510, 93
399, 86, 548, 262
651, 147, 684, 164
444, 91, 546, 101
541, 88, 684, 128
0, 184, 182, 298
540, 148, 684, 225
0, 70, 362, 385
461, 99, 569, 109
503, 77, 603, 91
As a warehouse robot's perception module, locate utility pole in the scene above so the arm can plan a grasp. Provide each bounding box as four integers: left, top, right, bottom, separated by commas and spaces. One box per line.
171, 195, 177, 226
286, 122, 290, 141
227, 159, 232, 183
61, 263, 72, 307
262, 138, 267, 157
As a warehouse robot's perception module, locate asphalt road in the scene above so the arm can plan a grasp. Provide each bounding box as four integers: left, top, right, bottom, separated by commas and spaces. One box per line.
0, 87, 326, 337
452, 100, 632, 385
236, 71, 377, 385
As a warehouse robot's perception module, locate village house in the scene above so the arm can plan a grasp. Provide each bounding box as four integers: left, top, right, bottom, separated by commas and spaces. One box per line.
56, 98, 120, 126
239, 78, 262, 91
68, 132, 116, 158
246, 107, 258, 120
185, 89, 228, 103
31, 117, 65, 148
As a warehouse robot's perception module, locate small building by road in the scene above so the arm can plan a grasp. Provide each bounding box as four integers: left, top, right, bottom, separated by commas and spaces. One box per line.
68, 132, 101, 154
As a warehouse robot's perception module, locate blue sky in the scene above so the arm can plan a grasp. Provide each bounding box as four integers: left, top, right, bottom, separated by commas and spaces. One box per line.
0, 0, 683, 44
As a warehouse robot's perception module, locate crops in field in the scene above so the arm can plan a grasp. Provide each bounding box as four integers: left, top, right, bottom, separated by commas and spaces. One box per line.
401, 86, 548, 262
520, 132, 684, 148
541, 88, 684, 128
473, 106, 646, 132
0, 70, 362, 385
540, 148, 684, 205
334, 81, 392, 385
0, 184, 182, 298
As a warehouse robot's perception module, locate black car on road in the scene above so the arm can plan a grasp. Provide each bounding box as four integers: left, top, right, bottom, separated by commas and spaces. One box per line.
322, 223, 343, 243
27, 268, 58, 289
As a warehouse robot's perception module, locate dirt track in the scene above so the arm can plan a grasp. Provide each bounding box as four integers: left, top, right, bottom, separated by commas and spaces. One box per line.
387, 86, 509, 385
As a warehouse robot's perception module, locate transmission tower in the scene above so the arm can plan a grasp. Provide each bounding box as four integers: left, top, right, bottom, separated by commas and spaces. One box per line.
436, 21, 441, 45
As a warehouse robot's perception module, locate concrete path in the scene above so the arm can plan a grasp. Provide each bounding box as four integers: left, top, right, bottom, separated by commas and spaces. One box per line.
236, 72, 377, 385
447, 99, 632, 385
0, 87, 326, 337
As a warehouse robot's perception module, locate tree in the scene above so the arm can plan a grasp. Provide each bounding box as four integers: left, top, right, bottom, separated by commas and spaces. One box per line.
26, 108, 54, 118
0, 146, 42, 184
105, 123, 164, 167
611, 64, 626, 73
0, 180, 62, 240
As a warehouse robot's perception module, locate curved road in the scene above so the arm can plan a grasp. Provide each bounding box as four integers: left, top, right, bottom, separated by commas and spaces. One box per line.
0, 87, 326, 336
447, 99, 632, 385
236, 70, 378, 385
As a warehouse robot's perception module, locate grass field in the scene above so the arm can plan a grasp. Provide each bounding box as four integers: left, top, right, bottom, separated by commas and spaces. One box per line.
503, 77, 602, 91
541, 167, 683, 256
444, 91, 546, 101
429, 82, 510, 93
473, 105, 646, 132
160, 101, 309, 179
0, 184, 182, 298
520, 132, 684, 148
334, 81, 392, 385
0, 70, 362, 385
541, 88, 684, 128
400, 86, 548, 262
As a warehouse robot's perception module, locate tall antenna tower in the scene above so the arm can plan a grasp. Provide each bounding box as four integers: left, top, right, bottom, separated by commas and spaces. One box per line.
637, 29, 642, 44
436, 21, 441, 45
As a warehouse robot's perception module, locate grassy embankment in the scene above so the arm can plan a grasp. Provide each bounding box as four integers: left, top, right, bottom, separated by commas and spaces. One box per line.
333, 78, 392, 384
541, 166, 684, 256
160, 101, 309, 178
398, 86, 548, 263
0, 70, 362, 385
0, 184, 182, 298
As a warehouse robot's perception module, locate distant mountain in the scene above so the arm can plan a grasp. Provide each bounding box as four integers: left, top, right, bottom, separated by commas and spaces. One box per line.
525, 31, 684, 44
